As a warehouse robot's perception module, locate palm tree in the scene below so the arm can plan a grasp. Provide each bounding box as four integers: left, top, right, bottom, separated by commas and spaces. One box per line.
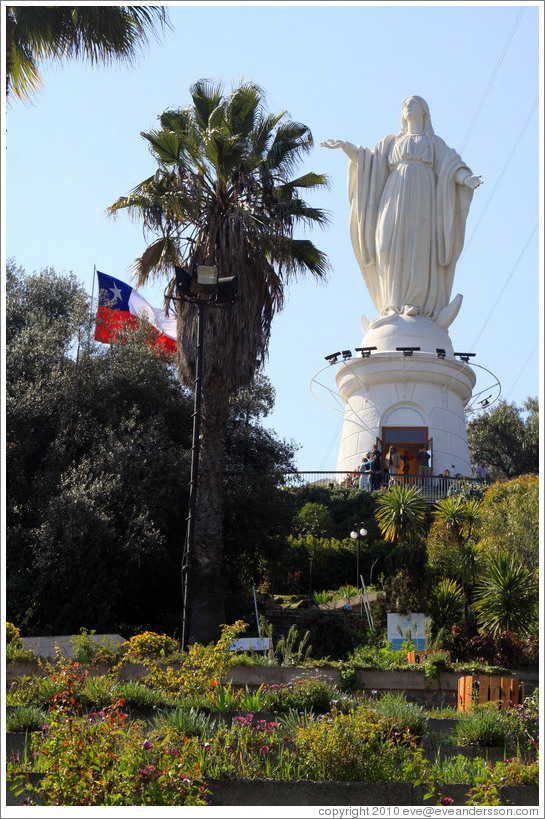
432, 496, 482, 547
472, 551, 538, 638
430, 578, 465, 635
108, 80, 330, 642
375, 485, 428, 544
6, 6, 168, 102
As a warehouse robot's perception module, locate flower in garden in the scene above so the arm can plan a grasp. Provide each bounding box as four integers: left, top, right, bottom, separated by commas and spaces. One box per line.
440, 797, 454, 805
259, 745, 269, 756
143, 739, 152, 750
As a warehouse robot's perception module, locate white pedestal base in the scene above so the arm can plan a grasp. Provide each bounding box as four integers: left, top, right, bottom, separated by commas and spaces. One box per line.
335, 314, 476, 478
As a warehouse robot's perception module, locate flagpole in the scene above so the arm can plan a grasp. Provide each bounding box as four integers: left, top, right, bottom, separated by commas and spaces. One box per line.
88, 265, 97, 352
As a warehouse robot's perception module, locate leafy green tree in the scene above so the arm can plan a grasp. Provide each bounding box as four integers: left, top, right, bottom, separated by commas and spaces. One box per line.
477, 475, 539, 575
294, 503, 334, 539
466, 398, 538, 480
109, 79, 329, 642
6, 261, 192, 634
6, 6, 168, 102
6, 261, 300, 636
472, 552, 538, 637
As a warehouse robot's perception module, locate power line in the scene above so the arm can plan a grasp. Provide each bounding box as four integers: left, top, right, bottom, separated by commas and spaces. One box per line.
460, 7, 525, 154
503, 341, 539, 400
459, 97, 538, 264
319, 416, 344, 470
470, 223, 538, 350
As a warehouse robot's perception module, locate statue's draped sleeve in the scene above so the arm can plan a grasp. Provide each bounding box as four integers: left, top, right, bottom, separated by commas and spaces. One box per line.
434, 139, 474, 316
347, 135, 396, 313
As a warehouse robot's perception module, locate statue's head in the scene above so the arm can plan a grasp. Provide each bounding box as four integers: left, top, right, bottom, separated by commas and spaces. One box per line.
401, 95, 434, 135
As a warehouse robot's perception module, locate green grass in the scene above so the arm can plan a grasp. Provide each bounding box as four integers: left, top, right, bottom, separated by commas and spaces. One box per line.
454, 706, 512, 747
368, 691, 428, 738
6, 705, 49, 733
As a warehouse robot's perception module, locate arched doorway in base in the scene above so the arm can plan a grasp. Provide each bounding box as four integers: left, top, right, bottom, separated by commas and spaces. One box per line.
380, 426, 432, 476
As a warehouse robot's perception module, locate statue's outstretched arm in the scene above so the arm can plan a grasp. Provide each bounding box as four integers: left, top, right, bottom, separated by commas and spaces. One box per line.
455, 167, 483, 189
321, 139, 359, 162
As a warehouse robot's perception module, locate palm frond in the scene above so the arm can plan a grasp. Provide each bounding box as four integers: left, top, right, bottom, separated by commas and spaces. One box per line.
142, 130, 180, 165
132, 236, 181, 286
266, 121, 313, 174
225, 82, 263, 139
190, 79, 224, 129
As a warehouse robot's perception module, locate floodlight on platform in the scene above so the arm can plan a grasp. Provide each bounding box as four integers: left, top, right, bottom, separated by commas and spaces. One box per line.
342, 350, 352, 360
479, 395, 492, 408
436, 348, 446, 359
454, 352, 476, 363
325, 352, 341, 364
355, 347, 377, 358
396, 347, 420, 357
174, 264, 238, 303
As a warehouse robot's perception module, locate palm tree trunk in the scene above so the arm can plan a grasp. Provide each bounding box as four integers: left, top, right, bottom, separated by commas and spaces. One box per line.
188, 374, 229, 644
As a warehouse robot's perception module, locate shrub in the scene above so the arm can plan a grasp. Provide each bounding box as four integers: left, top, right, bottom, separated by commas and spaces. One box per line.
261, 674, 336, 713
6, 705, 49, 733
370, 692, 428, 739
122, 632, 179, 662
6, 622, 35, 662
6, 642, 36, 663
143, 621, 246, 700
494, 631, 539, 668
7, 621, 21, 644
70, 628, 123, 665
293, 706, 424, 782
454, 706, 511, 747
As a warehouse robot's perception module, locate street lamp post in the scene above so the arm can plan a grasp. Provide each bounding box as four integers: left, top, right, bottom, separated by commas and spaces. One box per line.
350, 522, 367, 609
173, 264, 238, 651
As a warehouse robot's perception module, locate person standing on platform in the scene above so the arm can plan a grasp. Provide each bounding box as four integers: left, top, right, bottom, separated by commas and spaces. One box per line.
385, 445, 401, 485
417, 447, 430, 480
366, 443, 383, 491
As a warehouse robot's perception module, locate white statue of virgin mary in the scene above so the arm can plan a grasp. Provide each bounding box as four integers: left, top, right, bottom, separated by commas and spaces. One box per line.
323, 96, 481, 330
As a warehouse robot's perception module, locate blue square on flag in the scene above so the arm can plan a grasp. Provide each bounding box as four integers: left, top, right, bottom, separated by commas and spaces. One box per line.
97, 271, 133, 312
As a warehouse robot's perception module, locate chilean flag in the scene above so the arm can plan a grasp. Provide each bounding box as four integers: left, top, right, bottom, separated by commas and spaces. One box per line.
95, 271, 177, 353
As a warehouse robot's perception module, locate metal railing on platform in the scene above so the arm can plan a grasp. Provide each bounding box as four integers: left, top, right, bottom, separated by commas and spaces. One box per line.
282, 471, 485, 502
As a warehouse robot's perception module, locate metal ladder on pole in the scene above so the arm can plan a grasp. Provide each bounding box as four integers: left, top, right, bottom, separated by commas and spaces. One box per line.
360, 575, 374, 630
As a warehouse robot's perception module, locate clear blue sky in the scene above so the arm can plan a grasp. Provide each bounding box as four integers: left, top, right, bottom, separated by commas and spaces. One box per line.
3, 2, 542, 472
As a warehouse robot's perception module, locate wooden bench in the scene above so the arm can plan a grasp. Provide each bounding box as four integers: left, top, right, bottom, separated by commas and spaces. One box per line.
457, 674, 525, 712
229, 637, 270, 654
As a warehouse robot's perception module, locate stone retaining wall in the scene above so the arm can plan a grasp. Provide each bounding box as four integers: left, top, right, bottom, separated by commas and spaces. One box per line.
6, 774, 538, 808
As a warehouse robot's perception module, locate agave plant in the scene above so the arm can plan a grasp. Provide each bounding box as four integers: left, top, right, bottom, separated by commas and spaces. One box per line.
472, 551, 538, 637
375, 484, 427, 544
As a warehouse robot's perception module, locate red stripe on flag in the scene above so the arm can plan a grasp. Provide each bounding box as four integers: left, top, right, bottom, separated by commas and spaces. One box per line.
95, 305, 177, 353
95, 305, 137, 343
